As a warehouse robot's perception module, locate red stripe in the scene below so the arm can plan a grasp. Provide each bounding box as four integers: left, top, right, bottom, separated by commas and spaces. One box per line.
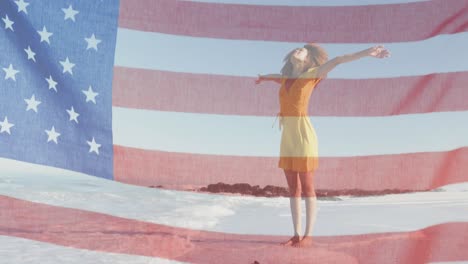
112, 67, 468, 116
114, 145, 468, 191
2, 195, 467, 263
118, 0, 468, 43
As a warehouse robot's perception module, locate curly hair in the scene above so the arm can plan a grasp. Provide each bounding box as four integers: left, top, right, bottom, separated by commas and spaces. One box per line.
280, 43, 328, 77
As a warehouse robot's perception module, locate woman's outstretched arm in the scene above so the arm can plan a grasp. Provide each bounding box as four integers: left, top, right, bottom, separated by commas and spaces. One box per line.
256, 74, 283, 84
316, 45, 390, 79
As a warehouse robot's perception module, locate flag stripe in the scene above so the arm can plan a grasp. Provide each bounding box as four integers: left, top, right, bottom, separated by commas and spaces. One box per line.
114, 145, 468, 191
1, 195, 467, 264
113, 67, 468, 116
182, 0, 430, 6
2, 233, 460, 264
118, 0, 468, 43
112, 107, 468, 157
114, 29, 468, 78
1, 227, 466, 264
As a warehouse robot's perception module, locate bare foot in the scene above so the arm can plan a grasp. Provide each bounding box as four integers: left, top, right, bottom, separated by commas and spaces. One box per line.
293, 235, 313, 248
280, 235, 301, 246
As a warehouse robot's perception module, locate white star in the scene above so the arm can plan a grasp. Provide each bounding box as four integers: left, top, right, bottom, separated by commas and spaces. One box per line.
87, 137, 101, 155
24, 46, 36, 62
45, 75, 58, 92
14, 0, 30, 14
0, 117, 14, 135
82, 86, 98, 104
59, 57, 75, 75
45, 126, 60, 144
24, 94, 41, 112
66, 106, 79, 123
3, 64, 19, 81
37, 26, 53, 44
2, 15, 14, 31
62, 5, 79, 22
85, 34, 101, 51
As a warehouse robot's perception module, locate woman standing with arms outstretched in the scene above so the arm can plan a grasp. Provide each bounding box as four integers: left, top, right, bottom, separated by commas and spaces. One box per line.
256, 43, 389, 248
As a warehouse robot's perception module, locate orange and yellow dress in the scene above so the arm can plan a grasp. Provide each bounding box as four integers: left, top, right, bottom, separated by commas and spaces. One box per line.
277, 67, 322, 172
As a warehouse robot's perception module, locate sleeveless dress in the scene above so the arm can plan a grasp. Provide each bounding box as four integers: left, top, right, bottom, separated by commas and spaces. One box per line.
277, 67, 321, 172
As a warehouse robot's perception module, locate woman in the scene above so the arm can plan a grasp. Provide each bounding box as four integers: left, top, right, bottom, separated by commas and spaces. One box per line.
256, 43, 389, 248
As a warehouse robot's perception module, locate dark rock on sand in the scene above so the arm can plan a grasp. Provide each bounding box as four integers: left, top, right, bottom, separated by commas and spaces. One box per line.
152, 182, 420, 200
197, 182, 418, 200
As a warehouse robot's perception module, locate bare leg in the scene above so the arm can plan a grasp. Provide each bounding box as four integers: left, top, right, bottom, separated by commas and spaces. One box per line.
295, 171, 317, 248
280, 169, 302, 246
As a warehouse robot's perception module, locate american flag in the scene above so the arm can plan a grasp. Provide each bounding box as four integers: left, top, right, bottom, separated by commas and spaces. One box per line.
1, 0, 468, 263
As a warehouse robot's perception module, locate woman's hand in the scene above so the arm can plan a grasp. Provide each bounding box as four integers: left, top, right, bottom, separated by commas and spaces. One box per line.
255, 74, 264, 85
320, 46, 390, 77
365, 45, 390, 58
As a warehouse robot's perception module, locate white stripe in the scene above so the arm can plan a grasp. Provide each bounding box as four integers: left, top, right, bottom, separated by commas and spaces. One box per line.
112, 107, 468, 157
182, 0, 429, 6
115, 28, 468, 79
1, 159, 468, 237
0, 236, 185, 264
